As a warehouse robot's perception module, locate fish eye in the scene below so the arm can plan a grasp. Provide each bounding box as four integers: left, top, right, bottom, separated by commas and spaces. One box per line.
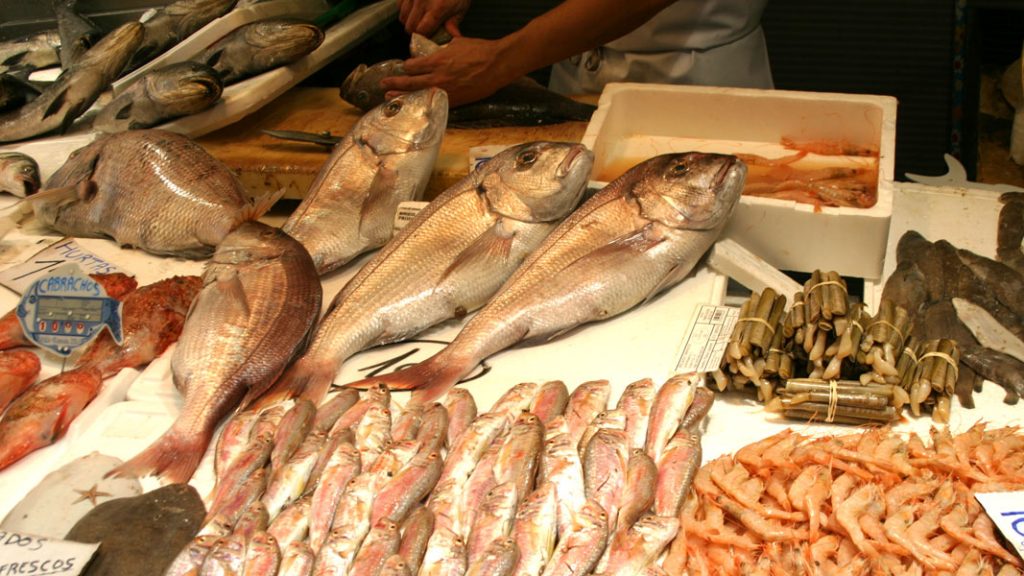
670, 162, 689, 176
383, 100, 403, 117
516, 149, 539, 168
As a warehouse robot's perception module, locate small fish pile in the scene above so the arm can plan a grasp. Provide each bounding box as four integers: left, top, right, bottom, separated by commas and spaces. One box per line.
713, 270, 962, 423
166, 375, 715, 575
682, 425, 1024, 575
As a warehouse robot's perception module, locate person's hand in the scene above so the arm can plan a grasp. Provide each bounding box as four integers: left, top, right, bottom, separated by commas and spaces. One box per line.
397, 0, 470, 37
380, 36, 518, 107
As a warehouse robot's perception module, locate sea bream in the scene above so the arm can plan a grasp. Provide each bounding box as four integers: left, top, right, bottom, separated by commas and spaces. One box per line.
282, 88, 447, 275
110, 222, 321, 483
267, 141, 591, 404
348, 152, 746, 401
0, 22, 143, 143
93, 61, 223, 132
32, 129, 279, 258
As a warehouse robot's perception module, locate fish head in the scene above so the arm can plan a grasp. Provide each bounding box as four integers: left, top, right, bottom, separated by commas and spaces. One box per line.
358, 88, 448, 154
247, 20, 324, 64
339, 60, 405, 111
479, 142, 593, 222
0, 153, 40, 197
212, 221, 291, 265
148, 62, 224, 113
632, 152, 746, 231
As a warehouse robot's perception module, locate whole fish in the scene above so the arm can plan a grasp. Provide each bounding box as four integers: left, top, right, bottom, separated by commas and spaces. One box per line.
644, 373, 696, 463
616, 378, 655, 451
340, 59, 405, 110
564, 379, 610, 448
34, 129, 279, 258
380, 555, 412, 576
0, 152, 40, 197
0, 350, 41, 414
0, 30, 61, 76
511, 482, 557, 576
348, 152, 745, 401
242, 531, 281, 576
540, 499, 607, 576
94, 61, 223, 132
398, 506, 434, 575
0, 22, 143, 143
0, 367, 102, 470
443, 388, 476, 448
282, 88, 447, 275
128, 0, 237, 71
466, 537, 519, 576
273, 141, 589, 403
53, 0, 101, 70
110, 222, 321, 483
530, 380, 569, 424
199, 19, 324, 85
279, 541, 315, 576
0, 74, 40, 113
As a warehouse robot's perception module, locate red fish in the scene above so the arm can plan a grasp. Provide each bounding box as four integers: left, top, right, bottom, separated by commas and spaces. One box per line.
0, 349, 41, 414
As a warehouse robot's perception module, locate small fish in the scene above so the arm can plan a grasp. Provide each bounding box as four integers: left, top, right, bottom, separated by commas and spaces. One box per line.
308, 440, 361, 551
262, 430, 326, 520
271, 399, 317, 470
0, 350, 41, 414
616, 378, 656, 451
207, 463, 268, 528
511, 482, 557, 576
443, 388, 477, 448
233, 501, 269, 540
94, 61, 223, 132
199, 19, 324, 84
339, 59, 405, 110
268, 495, 312, 550
355, 404, 393, 470
398, 506, 434, 575
460, 442, 501, 534
207, 429, 274, 518
0, 22, 143, 143
392, 402, 425, 442
489, 382, 540, 422
540, 499, 608, 576
653, 428, 701, 517
644, 373, 696, 463
315, 526, 362, 575
438, 412, 507, 485
128, 0, 237, 70
493, 412, 544, 498
601, 515, 679, 576
467, 482, 519, 560
680, 385, 715, 434
582, 428, 628, 532
311, 389, 360, 434
578, 409, 626, 456
165, 534, 219, 576
0, 152, 39, 197
330, 472, 381, 552
279, 541, 315, 576
616, 449, 658, 533
0, 30, 61, 77
466, 537, 519, 576
53, 0, 101, 69
564, 380, 610, 448
0, 367, 102, 471
372, 450, 444, 525
350, 518, 402, 576
201, 533, 246, 574
242, 531, 281, 576
380, 554, 412, 576
540, 430, 586, 537
530, 380, 569, 425
418, 527, 467, 576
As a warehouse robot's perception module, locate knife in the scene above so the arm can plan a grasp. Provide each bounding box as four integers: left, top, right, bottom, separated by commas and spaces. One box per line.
262, 129, 342, 147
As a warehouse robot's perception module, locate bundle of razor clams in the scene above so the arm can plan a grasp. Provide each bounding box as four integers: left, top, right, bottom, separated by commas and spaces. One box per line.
163, 375, 715, 576
0, 0, 324, 142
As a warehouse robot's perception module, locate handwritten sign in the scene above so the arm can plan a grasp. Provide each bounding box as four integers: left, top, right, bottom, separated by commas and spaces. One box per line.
976, 491, 1024, 561
0, 239, 124, 296
674, 304, 739, 373
0, 531, 98, 576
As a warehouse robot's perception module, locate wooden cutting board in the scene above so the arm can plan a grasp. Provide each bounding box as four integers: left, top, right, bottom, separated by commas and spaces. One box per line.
196, 87, 593, 201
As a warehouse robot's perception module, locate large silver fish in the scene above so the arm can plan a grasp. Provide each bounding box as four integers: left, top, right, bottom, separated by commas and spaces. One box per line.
128, 0, 237, 71
93, 61, 223, 132
282, 88, 448, 275
198, 19, 324, 85
349, 152, 746, 401
110, 222, 322, 483
268, 141, 592, 404
0, 22, 143, 143
33, 129, 278, 258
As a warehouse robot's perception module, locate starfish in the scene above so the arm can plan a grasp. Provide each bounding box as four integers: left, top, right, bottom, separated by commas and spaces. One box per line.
72, 484, 112, 506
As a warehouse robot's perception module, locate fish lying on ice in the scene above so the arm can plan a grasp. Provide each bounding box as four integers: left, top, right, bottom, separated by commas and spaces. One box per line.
347, 152, 747, 401
0, 152, 41, 197
93, 61, 223, 132
282, 88, 448, 275
267, 141, 593, 404
110, 222, 321, 483
32, 129, 280, 258
198, 19, 324, 85
0, 22, 143, 143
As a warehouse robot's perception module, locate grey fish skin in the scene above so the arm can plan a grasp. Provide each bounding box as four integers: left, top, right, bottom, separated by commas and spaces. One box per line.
340, 60, 405, 111
53, 0, 101, 70
111, 222, 321, 484
128, 0, 237, 71
94, 61, 223, 132
200, 19, 324, 85
280, 141, 590, 405
0, 30, 61, 77
349, 152, 746, 402
0, 152, 40, 197
0, 74, 41, 113
36, 129, 274, 258
282, 88, 448, 276
0, 22, 143, 143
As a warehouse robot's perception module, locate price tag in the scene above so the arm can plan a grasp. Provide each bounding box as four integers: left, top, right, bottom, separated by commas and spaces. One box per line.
975, 491, 1024, 561
0, 239, 124, 296
393, 201, 430, 232
0, 531, 98, 576
674, 304, 739, 373
15, 263, 123, 357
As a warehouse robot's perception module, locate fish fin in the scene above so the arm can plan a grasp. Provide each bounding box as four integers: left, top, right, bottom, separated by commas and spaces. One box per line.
561, 225, 665, 273
256, 358, 336, 409
106, 423, 210, 483
26, 179, 96, 207
202, 48, 226, 71
345, 354, 467, 404
43, 86, 70, 119
358, 166, 399, 239
215, 270, 251, 318
439, 219, 515, 282
642, 259, 700, 305
113, 101, 134, 120
237, 188, 285, 223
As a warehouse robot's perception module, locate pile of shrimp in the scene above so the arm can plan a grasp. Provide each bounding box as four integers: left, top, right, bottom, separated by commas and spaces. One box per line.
676, 424, 1024, 575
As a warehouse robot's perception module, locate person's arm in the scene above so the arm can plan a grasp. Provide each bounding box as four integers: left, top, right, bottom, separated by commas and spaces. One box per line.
382, 0, 679, 106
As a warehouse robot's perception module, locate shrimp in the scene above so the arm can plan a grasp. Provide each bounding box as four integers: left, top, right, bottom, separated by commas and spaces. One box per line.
971, 510, 1023, 568
885, 478, 940, 517
830, 473, 859, 513
954, 548, 994, 576
736, 429, 795, 469
834, 483, 882, 557
715, 495, 808, 542
884, 507, 953, 571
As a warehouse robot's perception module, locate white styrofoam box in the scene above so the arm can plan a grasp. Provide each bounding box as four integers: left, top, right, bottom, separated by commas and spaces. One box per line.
581, 83, 898, 281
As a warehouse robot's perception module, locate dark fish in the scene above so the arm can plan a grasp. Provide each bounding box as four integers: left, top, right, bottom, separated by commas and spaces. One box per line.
960, 343, 1024, 405
128, 0, 237, 71
0, 73, 41, 113
199, 19, 324, 85
956, 247, 1024, 319
0, 30, 61, 76
93, 61, 223, 132
0, 22, 143, 143
339, 59, 404, 110
53, 0, 102, 70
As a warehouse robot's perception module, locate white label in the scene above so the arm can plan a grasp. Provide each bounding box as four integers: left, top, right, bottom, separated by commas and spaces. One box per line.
393, 201, 430, 232
468, 145, 511, 172
975, 491, 1024, 560
675, 304, 739, 373
0, 239, 124, 296
0, 531, 98, 576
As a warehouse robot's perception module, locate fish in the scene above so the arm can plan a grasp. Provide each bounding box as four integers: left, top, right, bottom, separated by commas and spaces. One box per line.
53, 0, 102, 70
0, 30, 61, 77
540, 499, 607, 576
466, 537, 520, 576
281, 88, 447, 275
274, 141, 591, 404
371, 450, 444, 525
617, 377, 656, 451
350, 518, 402, 576
340, 60, 405, 110
347, 152, 746, 401
279, 541, 315, 576
960, 343, 1024, 405
109, 222, 322, 483
0, 22, 143, 143
72, 275, 203, 377
511, 482, 557, 576
128, 0, 237, 71
198, 19, 324, 85
564, 380, 610, 448
530, 380, 569, 425
380, 554, 413, 576
443, 388, 476, 448
616, 449, 658, 533
0, 350, 41, 414
680, 384, 715, 434
242, 531, 281, 576
0, 367, 103, 470
0, 74, 41, 113
262, 429, 325, 520
956, 247, 1024, 319
34, 129, 279, 258
93, 61, 223, 132
0, 152, 41, 197
271, 399, 317, 470
644, 373, 695, 463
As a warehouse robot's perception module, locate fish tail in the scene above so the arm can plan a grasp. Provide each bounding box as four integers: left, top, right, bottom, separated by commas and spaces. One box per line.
346, 354, 469, 404
255, 359, 336, 409
107, 424, 210, 484
238, 187, 286, 223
